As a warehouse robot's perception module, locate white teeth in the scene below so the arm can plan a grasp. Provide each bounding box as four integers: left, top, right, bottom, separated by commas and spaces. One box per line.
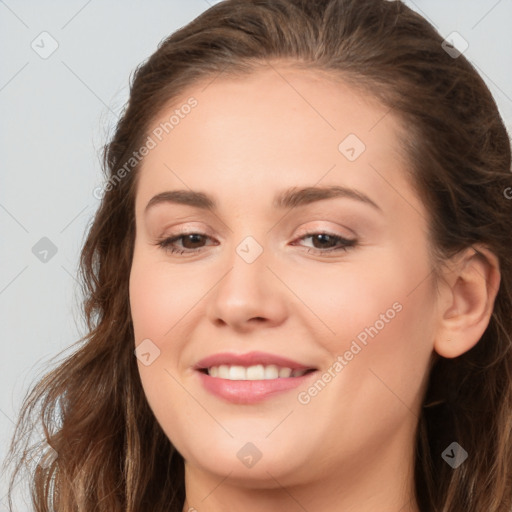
228, 365, 246, 380
278, 367, 292, 378
206, 364, 311, 380
218, 365, 229, 379
264, 364, 279, 379
246, 364, 265, 379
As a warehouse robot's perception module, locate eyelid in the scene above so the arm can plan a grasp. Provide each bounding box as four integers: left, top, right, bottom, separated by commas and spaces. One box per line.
157, 222, 216, 239
156, 225, 353, 245
293, 222, 356, 240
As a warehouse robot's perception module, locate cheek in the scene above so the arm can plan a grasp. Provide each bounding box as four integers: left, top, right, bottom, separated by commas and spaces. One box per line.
287, 254, 435, 463
311, 251, 435, 415
286, 248, 433, 347
129, 256, 197, 445
129, 254, 203, 342
290, 247, 436, 400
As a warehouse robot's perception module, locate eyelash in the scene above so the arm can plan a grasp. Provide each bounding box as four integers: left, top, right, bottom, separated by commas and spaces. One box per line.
154, 231, 357, 256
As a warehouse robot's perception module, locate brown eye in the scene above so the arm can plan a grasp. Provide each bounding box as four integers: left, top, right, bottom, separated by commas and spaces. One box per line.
293, 232, 357, 255
155, 232, 217, 255
309, 233, 339, 249
179, 233, 208, 249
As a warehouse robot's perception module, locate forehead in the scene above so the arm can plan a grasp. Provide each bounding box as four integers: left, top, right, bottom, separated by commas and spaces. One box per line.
135, 65, 417, 217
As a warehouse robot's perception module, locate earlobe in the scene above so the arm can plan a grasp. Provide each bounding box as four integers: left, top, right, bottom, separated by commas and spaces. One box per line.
433, 245, 501, 359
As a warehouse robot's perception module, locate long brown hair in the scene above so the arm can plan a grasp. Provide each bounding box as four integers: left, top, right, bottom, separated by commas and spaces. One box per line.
5, 0, 512, 510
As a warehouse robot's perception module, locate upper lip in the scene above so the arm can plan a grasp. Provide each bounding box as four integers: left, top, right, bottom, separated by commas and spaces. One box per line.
194, 351, 317, 371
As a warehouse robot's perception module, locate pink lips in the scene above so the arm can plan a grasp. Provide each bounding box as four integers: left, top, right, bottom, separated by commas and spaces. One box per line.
194, 351, 314, 371
194, 351, 317, 404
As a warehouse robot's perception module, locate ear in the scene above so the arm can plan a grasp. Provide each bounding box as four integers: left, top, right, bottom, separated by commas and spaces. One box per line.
433, 245, 501, 359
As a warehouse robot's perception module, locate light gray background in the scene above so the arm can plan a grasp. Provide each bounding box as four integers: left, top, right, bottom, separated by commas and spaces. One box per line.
1, 0, 511, 509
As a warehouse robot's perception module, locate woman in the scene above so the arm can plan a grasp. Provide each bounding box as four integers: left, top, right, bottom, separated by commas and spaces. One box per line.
5, 0, 512, 510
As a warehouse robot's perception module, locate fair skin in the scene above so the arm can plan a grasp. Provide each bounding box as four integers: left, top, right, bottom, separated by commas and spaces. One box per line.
129, 63, 500, 512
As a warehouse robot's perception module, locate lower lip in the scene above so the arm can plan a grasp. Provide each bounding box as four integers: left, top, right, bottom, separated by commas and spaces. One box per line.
196, 370, 317, 404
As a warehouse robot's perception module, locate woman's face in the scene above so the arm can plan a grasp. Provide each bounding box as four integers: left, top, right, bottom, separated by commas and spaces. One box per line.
129, 65, 438, 491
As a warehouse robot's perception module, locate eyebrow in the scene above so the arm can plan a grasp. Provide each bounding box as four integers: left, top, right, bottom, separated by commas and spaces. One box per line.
144, 185, 382, 213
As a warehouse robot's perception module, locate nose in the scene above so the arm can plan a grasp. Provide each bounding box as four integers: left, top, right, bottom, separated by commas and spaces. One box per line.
206, 238, 288, 332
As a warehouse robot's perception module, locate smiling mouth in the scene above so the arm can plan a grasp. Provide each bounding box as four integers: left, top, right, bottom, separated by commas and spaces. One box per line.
197, 364, 317, 380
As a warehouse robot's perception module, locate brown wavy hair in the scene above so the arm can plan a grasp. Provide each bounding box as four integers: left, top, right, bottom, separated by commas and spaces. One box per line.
5, 0, 512, 510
